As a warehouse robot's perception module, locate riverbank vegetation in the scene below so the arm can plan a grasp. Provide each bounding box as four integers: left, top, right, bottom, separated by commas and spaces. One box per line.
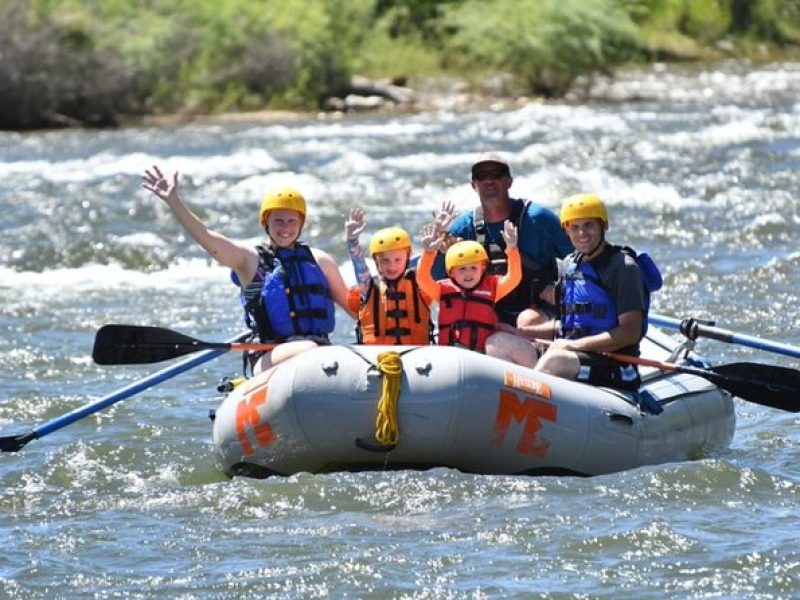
2, 0, 799, 129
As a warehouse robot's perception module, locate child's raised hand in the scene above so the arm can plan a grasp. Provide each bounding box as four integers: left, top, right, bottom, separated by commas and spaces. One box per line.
345, 207, 367, 241
419, 224, 443, 252
431, 200, 456, 234
502, 220, 518, 249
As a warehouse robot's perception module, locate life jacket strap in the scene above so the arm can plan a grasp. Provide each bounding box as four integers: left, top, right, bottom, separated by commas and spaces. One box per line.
286, 283, 330, 296
291, 308, 330, 319
385, 327, 412, 338
384, 289, 407, 301
439, 290, 495, 308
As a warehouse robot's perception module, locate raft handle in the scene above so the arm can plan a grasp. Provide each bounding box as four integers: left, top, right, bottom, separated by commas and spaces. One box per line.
607, 412, 634, 426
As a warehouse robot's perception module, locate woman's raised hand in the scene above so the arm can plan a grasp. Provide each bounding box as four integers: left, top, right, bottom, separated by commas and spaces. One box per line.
142, 165, 179, 203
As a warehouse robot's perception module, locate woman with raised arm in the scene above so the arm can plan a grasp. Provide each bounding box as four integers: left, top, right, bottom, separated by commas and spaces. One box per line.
142, 165, 354, 374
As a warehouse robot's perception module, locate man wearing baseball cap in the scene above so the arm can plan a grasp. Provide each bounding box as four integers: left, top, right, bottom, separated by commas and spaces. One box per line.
431, 153, 573, 331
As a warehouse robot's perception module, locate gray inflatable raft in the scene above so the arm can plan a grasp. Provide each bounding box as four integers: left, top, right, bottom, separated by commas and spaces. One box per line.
212, 328, 734, 478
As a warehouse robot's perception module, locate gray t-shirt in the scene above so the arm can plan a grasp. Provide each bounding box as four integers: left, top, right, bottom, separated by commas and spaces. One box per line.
585, 245, 646, 317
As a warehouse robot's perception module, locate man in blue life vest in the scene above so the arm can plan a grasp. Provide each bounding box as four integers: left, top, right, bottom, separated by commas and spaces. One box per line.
430, 154, 573, 329
521, 193, 655, 390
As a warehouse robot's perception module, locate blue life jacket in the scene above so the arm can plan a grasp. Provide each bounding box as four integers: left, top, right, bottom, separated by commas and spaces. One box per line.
558, 246, 661, 340
559, 258, 618, 339
233, 243, 335, 342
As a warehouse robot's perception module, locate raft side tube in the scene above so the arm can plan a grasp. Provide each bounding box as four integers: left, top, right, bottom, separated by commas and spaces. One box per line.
212, 342, 736, 478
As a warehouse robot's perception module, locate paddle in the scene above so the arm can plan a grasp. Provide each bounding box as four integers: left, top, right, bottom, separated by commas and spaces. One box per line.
92, 324, 276, 365
0, 330, 250, 453
534, 338, 800, 412
649, 313, 800, 359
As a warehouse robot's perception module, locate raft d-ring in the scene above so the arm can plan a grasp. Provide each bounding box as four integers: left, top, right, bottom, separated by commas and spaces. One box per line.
414, 360, 432, 375
321, 360, 339, 375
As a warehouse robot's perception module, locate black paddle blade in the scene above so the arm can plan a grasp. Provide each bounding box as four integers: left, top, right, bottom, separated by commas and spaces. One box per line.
710, 362, 800, 412
92, 324, 213, 365
0, 432, 36, 453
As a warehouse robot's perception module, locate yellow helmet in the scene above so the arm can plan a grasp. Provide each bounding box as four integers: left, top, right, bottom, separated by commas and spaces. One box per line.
445, 241, 489, 272
560, 194, 608, 227
259, 187, 306, 228
368, 226, 412, 256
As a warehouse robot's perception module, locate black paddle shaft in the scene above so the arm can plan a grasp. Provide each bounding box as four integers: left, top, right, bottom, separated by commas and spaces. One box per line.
92, 324, 230, 365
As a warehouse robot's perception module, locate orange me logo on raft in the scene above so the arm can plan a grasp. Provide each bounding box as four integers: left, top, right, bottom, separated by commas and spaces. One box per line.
235, 378, 277, 456
491, 371, 557, 457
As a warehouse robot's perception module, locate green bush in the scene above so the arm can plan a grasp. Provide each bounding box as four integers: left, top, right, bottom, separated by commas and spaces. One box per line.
746, 0, 800, 43
0, 0, 144, 128
443, 0, 643, 96
680, 1, 732, 42
621, 0, 800, 50
2, 0, 800, 129
353, 7, 446, 78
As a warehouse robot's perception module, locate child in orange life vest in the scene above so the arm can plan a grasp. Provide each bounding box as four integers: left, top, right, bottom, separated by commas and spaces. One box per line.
416, 222, 539, 366
344, 208, 433, 345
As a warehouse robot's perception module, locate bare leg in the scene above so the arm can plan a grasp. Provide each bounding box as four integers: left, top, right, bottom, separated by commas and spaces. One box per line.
533, 348, 580, 380
253, 340, 319, 374
485, 331, 539, 368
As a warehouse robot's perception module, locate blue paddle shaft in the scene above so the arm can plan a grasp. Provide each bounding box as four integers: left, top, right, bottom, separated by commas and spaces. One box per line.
33, 331, 249, 440
649, 313, 800, 359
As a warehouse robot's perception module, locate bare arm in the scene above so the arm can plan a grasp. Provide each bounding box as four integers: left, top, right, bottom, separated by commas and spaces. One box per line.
142, 165, 258, 285
515, 317, 559, 340
558, 310, 643, 353
312, 248, 358, 320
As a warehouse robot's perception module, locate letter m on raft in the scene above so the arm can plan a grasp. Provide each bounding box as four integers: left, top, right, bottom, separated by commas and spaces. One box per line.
491, 390, 557, 457
235, 384, 276, 456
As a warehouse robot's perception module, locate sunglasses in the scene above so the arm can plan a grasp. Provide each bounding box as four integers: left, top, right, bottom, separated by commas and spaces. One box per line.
472, 169, 509, 181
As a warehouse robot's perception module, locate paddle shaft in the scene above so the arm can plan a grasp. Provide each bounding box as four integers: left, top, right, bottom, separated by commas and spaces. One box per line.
0, 331, 249, 452
533, 338, 800, 412
649, 313, 800, 359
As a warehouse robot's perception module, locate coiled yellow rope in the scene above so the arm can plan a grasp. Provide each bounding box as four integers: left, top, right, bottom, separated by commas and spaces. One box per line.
374, 351, 403, 446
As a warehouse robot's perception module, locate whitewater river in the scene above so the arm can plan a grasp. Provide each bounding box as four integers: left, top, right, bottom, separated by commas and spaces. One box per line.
1, 61, 799, 597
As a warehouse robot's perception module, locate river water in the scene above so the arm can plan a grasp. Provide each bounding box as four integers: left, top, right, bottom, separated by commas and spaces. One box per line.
1, 61, 799, 597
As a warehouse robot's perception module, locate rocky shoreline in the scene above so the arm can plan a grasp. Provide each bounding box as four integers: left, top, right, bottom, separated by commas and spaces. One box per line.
130, 74, 532, 128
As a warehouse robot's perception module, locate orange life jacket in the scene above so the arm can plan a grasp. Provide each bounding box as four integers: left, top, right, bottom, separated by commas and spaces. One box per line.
348, 272, 432, 345
437, 276, 498, 351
